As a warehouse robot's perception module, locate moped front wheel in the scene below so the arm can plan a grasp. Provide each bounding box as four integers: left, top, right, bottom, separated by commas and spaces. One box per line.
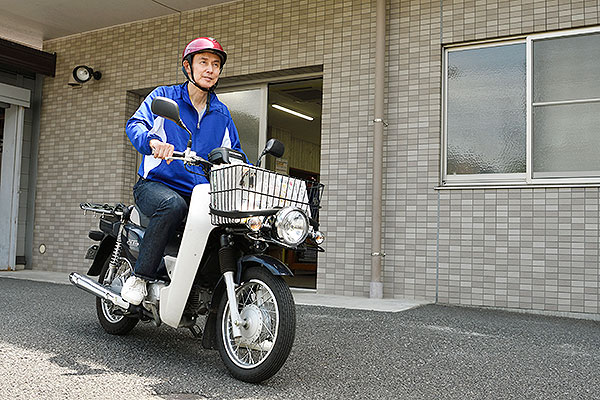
216, 266, 296, 383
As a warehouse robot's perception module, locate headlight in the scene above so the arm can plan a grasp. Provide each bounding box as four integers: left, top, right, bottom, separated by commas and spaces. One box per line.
274, 208, 309, 246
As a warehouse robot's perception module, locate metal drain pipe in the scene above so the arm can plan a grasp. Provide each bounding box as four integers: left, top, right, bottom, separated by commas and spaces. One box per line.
370, 0, 386, 299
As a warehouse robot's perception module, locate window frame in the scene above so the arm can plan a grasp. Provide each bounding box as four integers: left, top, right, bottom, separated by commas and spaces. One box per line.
442, 26, 600, 187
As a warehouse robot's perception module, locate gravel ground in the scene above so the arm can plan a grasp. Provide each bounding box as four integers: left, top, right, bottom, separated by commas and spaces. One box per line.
1, 277, 600, 399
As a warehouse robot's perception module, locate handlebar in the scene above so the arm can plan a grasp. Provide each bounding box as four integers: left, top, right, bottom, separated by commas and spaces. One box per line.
155, 147, 247, 171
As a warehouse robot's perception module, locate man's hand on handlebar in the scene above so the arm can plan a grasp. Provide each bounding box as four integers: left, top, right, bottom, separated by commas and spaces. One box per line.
149, 139, 211, 170
150, 139, 175, 164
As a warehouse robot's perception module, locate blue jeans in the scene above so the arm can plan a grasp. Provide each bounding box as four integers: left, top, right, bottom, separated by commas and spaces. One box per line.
133, 178, 190, 280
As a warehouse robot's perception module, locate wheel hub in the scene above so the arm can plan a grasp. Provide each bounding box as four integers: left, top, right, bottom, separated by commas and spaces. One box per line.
239, 304, 263, 344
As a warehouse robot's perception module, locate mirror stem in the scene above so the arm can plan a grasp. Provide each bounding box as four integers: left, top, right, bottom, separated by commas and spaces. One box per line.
257, 151, 267, 167
176, 118, 193, 150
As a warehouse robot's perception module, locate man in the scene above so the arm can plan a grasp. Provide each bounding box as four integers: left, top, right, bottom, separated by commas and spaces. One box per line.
122, 37, 246, 305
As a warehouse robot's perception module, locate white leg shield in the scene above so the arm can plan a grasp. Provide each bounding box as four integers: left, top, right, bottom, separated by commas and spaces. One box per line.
159, 184, 212, 328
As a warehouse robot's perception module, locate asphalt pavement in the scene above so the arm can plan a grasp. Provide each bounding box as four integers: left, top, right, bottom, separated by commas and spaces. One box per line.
1, 277, 600, 399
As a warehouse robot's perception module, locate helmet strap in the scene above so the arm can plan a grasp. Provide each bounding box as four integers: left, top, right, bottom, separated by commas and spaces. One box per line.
182, 61, 214, 114
182, 64, 210, 92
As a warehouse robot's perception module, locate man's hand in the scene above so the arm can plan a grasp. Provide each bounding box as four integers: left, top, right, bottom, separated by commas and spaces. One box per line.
150, 139, 175, 165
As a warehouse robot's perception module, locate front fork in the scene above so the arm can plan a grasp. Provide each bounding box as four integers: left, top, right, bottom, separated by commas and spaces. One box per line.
223, 271, 243, 338
220, 234, 243, 338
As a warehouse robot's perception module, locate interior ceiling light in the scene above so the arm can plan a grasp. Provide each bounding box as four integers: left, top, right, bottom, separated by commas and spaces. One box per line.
72, 65, 102, 83
271, 104, 313, 121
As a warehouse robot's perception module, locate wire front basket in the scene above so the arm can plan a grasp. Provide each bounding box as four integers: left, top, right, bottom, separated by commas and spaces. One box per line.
209, 164, 324, 225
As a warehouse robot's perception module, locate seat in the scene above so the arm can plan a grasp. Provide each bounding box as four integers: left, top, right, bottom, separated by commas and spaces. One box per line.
130, 205, 151, 228
129, 205, 186, 259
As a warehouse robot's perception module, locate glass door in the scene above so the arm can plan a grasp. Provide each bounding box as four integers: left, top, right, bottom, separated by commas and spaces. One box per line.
216, 85, 267, 163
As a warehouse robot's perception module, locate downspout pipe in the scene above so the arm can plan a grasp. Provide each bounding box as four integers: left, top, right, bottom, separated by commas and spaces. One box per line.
370, 0, 386, 299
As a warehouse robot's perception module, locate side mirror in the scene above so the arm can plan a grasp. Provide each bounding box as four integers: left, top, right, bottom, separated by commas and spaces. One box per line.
264, 138, 285, 158
257, 139, 285, 167
151, 96, 181, 123
151, 96, 193, 147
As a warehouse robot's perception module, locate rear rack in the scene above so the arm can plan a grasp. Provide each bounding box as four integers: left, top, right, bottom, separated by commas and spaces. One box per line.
80, 202, 126, 217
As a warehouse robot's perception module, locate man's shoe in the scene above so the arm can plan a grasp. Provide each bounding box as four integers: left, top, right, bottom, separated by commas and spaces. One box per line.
121, 276, 147, 305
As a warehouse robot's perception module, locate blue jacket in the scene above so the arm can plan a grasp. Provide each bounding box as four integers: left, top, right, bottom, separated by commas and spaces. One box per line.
126, 83, 246, 196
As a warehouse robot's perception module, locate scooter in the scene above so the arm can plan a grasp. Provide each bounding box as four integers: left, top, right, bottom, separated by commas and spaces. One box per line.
70, 96, 325, 383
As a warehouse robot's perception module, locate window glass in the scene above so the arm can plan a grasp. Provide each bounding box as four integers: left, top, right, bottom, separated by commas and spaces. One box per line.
532, 32, 600, 179
446, 43, 526, 176
533, 33, 600, 103
216, 88, 264, 162
533, 102, 600, 177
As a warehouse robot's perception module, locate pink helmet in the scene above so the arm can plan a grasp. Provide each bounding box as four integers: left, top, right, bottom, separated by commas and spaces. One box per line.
182, 37, 227, 68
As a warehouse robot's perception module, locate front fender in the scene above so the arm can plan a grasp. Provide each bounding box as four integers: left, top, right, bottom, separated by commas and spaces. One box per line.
236, 254, 293, 282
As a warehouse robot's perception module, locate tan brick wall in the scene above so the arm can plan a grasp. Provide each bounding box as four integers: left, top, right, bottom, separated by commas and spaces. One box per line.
442, 0, 600, 44
35, 14, 181, 273
437, 188, 600, 314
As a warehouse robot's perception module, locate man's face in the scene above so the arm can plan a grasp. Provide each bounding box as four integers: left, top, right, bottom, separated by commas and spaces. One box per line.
184, 51, 222, 90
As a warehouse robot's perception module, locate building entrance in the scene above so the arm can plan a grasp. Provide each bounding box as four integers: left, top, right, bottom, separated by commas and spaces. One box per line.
267, 78, 322, 289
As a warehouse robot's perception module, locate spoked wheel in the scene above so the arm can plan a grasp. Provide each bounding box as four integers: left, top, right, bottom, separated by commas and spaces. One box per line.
95, 257, 139, 335
216, 267, 296, 383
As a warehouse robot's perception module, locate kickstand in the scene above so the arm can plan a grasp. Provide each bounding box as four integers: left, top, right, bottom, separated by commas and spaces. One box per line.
188, 324, 203, 339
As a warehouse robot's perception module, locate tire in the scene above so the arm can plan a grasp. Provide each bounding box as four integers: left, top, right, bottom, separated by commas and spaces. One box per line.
216, 267, 296, 383
95, 257, 139, 335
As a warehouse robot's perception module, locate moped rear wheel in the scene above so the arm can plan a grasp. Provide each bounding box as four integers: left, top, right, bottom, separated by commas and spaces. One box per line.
216, 266, 296, 383
95, 257, 139, 335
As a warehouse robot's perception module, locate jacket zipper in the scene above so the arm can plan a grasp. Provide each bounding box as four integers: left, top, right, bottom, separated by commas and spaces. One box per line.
193, 99, 209, 184
197, 96, 209, 129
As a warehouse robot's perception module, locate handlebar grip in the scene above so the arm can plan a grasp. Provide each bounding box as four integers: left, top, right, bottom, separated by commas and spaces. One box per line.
172, 151, 185, 158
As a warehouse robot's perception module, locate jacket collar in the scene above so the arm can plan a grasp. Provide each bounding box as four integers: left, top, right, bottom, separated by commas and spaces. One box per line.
179, 83, 224, 114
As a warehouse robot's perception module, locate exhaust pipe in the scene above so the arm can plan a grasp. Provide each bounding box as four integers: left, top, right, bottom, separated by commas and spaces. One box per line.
69, 272, 130, 310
